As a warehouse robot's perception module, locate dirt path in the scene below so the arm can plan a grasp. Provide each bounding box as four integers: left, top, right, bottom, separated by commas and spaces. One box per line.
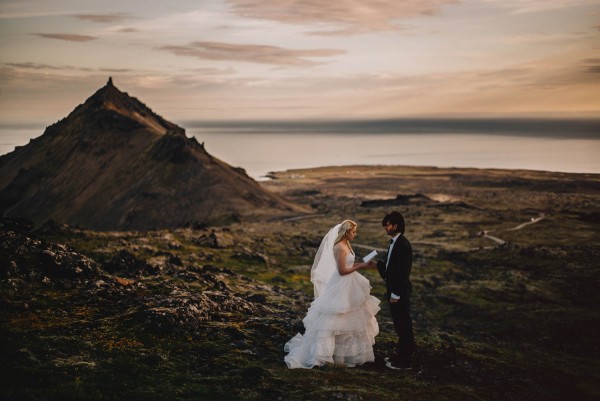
505, 214, 546, 231
480, 214, 546, 245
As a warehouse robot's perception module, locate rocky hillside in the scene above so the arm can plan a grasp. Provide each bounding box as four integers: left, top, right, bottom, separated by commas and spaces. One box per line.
0, 78, 301, 230
1, 165, 599, 401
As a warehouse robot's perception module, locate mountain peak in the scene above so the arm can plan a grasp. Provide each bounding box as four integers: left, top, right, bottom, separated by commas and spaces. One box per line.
68, 78, 184, 137
90, 76, 129, 103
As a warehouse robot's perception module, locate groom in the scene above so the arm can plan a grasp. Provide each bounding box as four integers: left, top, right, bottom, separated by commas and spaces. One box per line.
377, 211, 414, 370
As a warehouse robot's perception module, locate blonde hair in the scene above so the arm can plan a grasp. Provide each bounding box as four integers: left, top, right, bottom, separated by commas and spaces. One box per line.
334, 220, 357, 253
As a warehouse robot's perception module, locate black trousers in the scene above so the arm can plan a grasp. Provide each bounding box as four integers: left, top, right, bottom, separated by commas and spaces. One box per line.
389, 298, 414, 363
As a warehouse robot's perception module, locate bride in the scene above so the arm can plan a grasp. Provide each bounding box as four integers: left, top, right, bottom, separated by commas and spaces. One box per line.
284, 220, 380, 369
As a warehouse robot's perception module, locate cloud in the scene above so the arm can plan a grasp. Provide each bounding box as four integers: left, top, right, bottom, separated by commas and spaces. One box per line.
2, 55, 599, 122
2, 62, 235, 81
4, 62, 94, 72
479, 0, 592, 15
0, 63, 240, 92
0, 10, 65, 19
5, 62, 64, 70
500, 32, 590, 45
187, 66, 236, 75
159, 41, 344, 66
99, 68, 133, 73
225, 0, 456, 35
584, 58, 600, 73
119, 28, 139, 33
33, 33, 97, 42
3, 63, 133, 74
70, 13, 130, 23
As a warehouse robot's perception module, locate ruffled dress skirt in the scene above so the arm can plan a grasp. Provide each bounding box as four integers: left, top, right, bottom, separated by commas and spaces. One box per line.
284, 271, 380, 369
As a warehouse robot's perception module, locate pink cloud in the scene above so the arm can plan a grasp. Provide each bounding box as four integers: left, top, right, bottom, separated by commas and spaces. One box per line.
70, 13, 130, 23
160, 41, 344, 66
225, 0, 456, 35
34, 33, 97, 42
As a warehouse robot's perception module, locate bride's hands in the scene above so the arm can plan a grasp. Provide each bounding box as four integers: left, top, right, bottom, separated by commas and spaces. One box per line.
366, 261, 376, 269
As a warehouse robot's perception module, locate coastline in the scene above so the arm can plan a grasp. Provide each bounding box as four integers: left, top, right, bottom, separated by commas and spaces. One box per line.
3, 122, 600, 178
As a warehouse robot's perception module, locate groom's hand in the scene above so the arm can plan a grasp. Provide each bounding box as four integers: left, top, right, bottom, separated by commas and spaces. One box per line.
389, 298, 399, 304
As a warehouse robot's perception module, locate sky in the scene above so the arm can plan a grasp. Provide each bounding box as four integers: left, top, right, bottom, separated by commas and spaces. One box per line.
1, 0, 599, 124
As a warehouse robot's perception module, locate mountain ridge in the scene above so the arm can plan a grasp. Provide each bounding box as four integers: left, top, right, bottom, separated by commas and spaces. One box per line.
0, 78, 302, 230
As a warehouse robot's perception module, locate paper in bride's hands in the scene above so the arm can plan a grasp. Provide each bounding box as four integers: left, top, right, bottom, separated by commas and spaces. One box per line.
363, 250, 378, 263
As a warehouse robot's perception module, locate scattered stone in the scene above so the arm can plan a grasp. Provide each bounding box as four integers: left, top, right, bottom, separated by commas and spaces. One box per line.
430, 230, 446, 238
271, 276, 286, 284
247, 294, 267, 304
115, 276, 133, 287
141, 288, 268, 333
53, 356, 97, 369
210, 230, 235, 248
168, 254, 183, 266
34, 219, 69, 236
0, 231, 100, 282
232, 247, 270, 264
102, 249, 158, 275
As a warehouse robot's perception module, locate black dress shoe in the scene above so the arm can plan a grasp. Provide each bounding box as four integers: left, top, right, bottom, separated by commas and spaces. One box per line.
384, 357, 412, 370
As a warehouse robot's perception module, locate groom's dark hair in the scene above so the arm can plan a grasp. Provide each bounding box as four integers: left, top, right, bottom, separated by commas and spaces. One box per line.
382, 211, 405, 234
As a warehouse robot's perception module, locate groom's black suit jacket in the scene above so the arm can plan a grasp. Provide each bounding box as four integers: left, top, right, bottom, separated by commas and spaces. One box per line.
377, 234, 413, 300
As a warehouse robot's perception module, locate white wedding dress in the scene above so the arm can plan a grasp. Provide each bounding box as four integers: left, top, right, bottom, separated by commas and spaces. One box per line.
284, 250, 380, 369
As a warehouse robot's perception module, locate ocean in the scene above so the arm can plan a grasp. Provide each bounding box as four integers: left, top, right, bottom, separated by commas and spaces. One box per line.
2, 119, 599, 180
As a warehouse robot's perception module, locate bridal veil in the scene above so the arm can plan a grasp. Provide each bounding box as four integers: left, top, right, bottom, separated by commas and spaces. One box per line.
310, 223, 341, 298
